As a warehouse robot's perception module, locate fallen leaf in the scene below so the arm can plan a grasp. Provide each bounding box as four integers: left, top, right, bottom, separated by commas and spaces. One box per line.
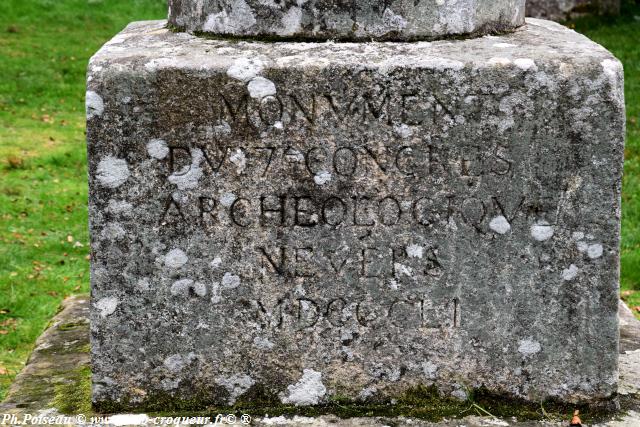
47, 291, 58, 297
634, 306, 640, 313
0, 318, 17, 329
0, 366, 7, 375
0, 330, 8, 335
66, 235, 73, 242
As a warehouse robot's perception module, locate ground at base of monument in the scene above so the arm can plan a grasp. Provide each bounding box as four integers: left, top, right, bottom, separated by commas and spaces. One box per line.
1, 295, 639, 426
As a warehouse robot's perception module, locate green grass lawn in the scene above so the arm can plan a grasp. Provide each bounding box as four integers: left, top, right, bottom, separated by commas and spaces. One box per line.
0, 0, 167, 400
0, 0, 639, 402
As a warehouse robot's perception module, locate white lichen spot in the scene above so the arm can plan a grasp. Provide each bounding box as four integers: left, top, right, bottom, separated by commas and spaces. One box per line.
518, 338, 542, 356
247, 76, 277, 99
572, 231, 585, 241
221, 272, 241, 290
394, 263, 413, 278
168, 148, 204, 190
229, 148, 247, 174
358, 387, 377, 400
281, 369, 326, 406
489, 215, 511, 235
86, 90, 104, 119
165, 248, 188, 269
451, 389, 468, 401
210, 257, 222, 269
136, 278, 150, 292
530, 221, 554, 242
514, 58, 538, 71
406, 244, 424, 259
382, 8, 408, 30
96, 156, 130, 189
216, 374, 255, 405
601, 59, 622, 79
146, 139, 169, 160
278, 6, 303, 36
96, 297, 118, 318
587, 243, 604, 259
314, 170, 332, 186
562, 264, 579, 281
227, 57, 265, 82
388, 279, 400, 290
203, 0, 257, 34
163, 353, 195, 372
219, 192, 237, 208
170, 279, 207, 297
394, 124, 414, 139
577, 241, 589, 252
422, 361, 438, 379
487, 57, 512, 67
253, 336, 275, 350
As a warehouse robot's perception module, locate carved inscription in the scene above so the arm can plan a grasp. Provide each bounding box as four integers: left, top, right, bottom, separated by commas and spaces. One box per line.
150, 84, 569, 337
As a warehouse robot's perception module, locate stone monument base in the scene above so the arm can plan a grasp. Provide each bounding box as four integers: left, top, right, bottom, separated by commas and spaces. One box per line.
87, 17, 624, 410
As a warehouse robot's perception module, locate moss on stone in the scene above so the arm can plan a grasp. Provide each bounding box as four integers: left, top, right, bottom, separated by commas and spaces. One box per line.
57, 320, 88, 331
90, 382, 626, 424
52, 366, 92, 415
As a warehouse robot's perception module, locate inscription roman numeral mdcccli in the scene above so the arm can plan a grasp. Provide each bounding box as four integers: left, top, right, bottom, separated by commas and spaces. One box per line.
238, 295, 460, 332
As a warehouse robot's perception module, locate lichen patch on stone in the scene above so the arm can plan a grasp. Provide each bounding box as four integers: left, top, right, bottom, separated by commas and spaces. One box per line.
215, 374, 255, 404
203, 0, 257, 34
221, 272, 241, 290
314, 171, 332, 186
96, 156, 130, 189
562, 264, 579, 281
86, 91, 104, 119
165, 248, 188, 269
530, 221, 554, 242
227, 57, 265, 82
514, 58, 537, 71
146, 139, 169, 160
406, 244, 424, 259
489, 215, 511, 235
281, 369, 326, 406
248, 76, 277, 99
518, 338, 542, 356
95, 297, 118, 318
168, 148, 204, 190
587, 243, 604, 259
170, 279, 207, 297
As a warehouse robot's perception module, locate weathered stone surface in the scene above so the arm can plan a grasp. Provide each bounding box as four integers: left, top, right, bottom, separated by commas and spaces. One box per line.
4, 297, 640, 425
0, 295, 90, 416
87, 18, 625, 410
168, 0, 526, 41
526, 0, 620, 22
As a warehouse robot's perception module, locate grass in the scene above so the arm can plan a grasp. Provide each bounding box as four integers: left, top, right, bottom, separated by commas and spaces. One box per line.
0, 0, 167, 401
0, 0, 639, 405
